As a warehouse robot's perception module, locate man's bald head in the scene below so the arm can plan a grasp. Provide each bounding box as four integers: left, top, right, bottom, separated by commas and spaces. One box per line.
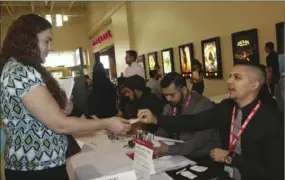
240, 64, 266, 89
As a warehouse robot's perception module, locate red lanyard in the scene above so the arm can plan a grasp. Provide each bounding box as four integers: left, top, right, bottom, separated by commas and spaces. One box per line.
229, 100, 261, 151
172, 93, 192, 116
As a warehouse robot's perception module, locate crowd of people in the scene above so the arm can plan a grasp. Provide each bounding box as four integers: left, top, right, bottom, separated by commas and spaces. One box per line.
0, 13, 283, 180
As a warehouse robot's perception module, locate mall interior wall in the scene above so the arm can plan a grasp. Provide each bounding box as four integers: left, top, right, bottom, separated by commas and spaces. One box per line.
126, 2, 284, 96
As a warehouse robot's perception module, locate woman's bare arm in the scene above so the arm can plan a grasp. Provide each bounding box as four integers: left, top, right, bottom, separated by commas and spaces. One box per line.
22, 86, 131, 135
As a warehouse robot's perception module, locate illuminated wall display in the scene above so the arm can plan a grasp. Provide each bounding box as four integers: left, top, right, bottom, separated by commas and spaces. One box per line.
147, 52, 158, 71
161, 48, 175, 75
201, 37, 223, 79
231, 29, 259, 65
178, 43, 194, 78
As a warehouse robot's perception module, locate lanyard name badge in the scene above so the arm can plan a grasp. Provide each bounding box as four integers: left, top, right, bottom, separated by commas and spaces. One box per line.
172, 93, 192, 116
225, 100, 261, 178
229, 100, 261, 152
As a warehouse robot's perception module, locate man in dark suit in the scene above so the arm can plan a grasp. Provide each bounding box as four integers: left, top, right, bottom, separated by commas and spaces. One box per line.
265, 42, 280, 93
138, 63, 284, 180
153, 72, 220, 159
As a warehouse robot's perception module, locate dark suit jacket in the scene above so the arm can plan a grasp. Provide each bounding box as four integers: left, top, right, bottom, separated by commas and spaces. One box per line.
157, 98, 284, 180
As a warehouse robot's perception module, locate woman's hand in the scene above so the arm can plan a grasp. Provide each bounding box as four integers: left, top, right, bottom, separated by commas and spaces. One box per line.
63, 96, 74, 116
103, 117, 131, 135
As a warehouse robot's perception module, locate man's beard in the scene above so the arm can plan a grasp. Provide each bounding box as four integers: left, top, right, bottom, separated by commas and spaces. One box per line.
169, 93, 184, 107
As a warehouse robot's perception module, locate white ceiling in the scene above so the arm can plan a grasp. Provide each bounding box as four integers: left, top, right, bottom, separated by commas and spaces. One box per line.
1, 1, 88, 19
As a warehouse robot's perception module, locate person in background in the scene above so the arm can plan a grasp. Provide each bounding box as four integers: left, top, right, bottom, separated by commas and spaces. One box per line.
88, 61, 118, 118
125, 50, 145, 79
146, 70, 162, 99
153, 72, 220, 159
116, 77, 129, 117
122, 75, 165, 133
84, 75, 92, 89
154, 64, 162, 80
257, 64, 277, 108
0, 14, 131, 180
191, 59, 204, 95
138, 63, 284, 180
265, 42, 279, 93
274, 71, 284, 118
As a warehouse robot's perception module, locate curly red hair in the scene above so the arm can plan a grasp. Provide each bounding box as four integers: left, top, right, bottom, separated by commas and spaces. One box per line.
0, 14, 67, 109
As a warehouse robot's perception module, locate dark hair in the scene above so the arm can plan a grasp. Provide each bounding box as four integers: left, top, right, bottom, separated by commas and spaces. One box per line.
84, 75, 90, 79
259, 64, 266, 73
126, 50, 137, 59
154, 64, 160, 69
0, 14, 66, 108
192, 59, 202, 69
161, 72, 187, 89
265, 42, 274, 50
125, 75, 146, 91
117, 77, 126, 86
149, 70, 158, 78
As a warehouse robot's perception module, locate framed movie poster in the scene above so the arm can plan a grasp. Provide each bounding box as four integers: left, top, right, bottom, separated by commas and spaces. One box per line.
148, 52, 158, 71
201, 37, 223, 78
178, 43, 194, 78
161, 48, 175, 74
276, 22, 284, 54
231, 28, 259, 65
137, 54, 147, 77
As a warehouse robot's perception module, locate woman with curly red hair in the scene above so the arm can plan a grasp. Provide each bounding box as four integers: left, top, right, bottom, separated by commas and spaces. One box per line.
0, 14, 131, 180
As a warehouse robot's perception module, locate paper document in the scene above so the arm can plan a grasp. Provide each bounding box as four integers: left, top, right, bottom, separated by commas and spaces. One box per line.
129, 119, 139, 124
91, 170, 137, 180
154, 136, 185, 143
76, 139, 85, 149
190, 165, 208, 172
152, 140, 175, 147
56, 77, 75, 99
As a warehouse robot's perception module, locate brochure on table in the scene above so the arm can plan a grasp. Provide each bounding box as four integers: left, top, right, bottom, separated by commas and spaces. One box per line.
133, 138, 155, 179
91, 170, 137, 180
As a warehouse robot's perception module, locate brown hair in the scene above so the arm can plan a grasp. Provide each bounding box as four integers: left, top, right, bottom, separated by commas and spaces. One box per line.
0, 14, 66, 109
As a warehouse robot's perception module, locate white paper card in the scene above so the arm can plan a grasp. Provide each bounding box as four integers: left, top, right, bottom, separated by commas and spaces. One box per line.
224, 165, 234, 178
152, 140, 175, 147
56, 77, 75, 99
180, 171, 197, 179
129, 119, 139, 124
190, 165, 208, 172
75, 139, 85, 149
91, 170, 137, 180
154, 136, 185, 143
133, 139, 155, 178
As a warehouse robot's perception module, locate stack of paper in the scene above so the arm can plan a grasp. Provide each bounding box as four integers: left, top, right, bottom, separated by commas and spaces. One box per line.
153, 136, 185, 143
56, 77, 75, 99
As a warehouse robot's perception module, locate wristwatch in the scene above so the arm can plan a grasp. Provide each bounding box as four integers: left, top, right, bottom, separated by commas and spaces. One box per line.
224, 151, 235, 165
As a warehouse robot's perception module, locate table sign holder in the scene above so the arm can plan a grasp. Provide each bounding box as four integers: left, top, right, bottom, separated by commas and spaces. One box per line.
91, 170, 137, 180
133, 132, 155, 180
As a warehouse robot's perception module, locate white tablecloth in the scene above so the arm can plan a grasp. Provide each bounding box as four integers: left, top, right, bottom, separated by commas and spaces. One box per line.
66, 131, 194, 180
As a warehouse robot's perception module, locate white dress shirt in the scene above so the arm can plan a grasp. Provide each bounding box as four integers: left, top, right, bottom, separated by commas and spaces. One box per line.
125, 62, 145, 79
